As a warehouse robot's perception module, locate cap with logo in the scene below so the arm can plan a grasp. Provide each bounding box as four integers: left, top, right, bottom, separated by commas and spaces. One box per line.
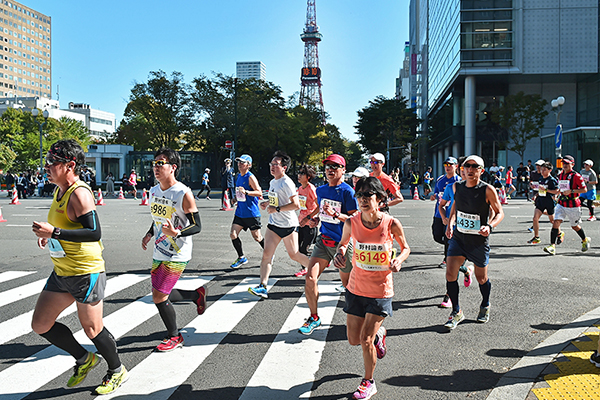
322, 154, 346, 167
235, 154, 253, 164
444, 156, 458, 165
562, 155, 575, 164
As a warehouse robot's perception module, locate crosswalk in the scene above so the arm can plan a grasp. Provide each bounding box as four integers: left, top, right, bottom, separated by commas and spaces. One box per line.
0, 270, 342, 399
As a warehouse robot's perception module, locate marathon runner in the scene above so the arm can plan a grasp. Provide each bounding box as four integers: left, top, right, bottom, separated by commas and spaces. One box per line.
369, 153, 404, 207
431, 156, 460, 269
31, 139, 128, 395
295, 164, 319, 278
444, 155, 504, 330
528, 162, 559, 245
579, 159, 597, 221
141, 147, 206, 352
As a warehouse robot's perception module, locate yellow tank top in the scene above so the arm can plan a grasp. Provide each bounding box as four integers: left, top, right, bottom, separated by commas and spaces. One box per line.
47, 180, 104, 276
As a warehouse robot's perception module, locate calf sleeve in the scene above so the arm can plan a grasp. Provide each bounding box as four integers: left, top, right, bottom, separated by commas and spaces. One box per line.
446, 280, 460, 313
232, 237, 244, 257
156, 300, 178, 337
40, 322, 87, 361
91, 327, 121, 371
479, 279, 491, 308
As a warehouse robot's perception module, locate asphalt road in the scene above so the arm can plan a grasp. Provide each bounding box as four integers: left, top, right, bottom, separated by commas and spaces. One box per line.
0, 191, 599, 399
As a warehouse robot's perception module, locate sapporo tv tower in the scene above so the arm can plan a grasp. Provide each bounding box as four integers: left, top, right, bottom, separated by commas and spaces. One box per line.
299, 0, 326, 125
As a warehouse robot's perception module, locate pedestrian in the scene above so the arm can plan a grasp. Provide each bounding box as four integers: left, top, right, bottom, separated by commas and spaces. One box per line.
369, 153, 404, 208
221, 158, 235, 206
409, 169, 419, 197
332, 176, 410, 400
16, 172, 27, 199
141, 147, 207, 352
5, 170, 14, 196
197, 168, 211, 200
129, 169, 138, 199
295, 163, 319, 278
299, 154, 358, 335
229, 154, 265, 269
443, 155, 504, 330
543, 155, 591, 255
505, 166, 516, 198
248, 151, 310, 298
423, 166, 433, 197
106, 172, 115, 196
579, 159, 597, 221
31, 139, 128, 395
528, 162, 560, 245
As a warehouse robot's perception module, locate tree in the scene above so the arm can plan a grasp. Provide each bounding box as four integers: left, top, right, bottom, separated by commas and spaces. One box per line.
491, 91, 549, 162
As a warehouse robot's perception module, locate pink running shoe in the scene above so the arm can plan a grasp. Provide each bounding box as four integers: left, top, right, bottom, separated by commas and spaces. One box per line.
294, 268, 308, 277
156, 334, 184, 352
374, 326, 387, 359
353, 378, 377, 400
464, 265, 474, 288
195, 286, 207, 315
440, 294, 452, 308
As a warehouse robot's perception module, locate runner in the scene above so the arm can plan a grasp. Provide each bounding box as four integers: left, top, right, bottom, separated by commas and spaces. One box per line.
423, 166, 433, 197
579, 159, 597, 221
141, 147, 206, 352
229, 154, 265, 269
529, 160, 544, 202
295, 163, 319, 278
299, 154, 358, 335
505, 165, 516, 199
369, 153, 404, 208
444, 155, 504, 330
31, 139, 128, 395
528, 162, 559, 245
543, 155, 591, 255
196, 168, 211, 200
332, 176, 410, 400
128, 169, 138, 200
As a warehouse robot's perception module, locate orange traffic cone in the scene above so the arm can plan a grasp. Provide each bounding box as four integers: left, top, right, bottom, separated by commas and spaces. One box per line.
0, 206, 7, 222
96, 188, 105, 206
412, 187, 419, 200
139, 188, 149, 205
221, 189, 233, 211
117, 186, 125, 199
499, 187, 508, 205
9, 188, 20, 205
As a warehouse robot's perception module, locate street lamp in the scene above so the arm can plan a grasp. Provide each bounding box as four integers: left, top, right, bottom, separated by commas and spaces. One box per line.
32, 108, 49, 171
551, 96, 565, 167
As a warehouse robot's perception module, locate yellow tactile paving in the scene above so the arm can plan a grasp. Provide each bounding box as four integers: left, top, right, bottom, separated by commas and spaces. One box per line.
533, 327, 600, 399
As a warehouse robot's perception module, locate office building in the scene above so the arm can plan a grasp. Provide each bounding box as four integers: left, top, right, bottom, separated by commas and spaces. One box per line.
0, 0, 51, 99
236, 61, 266, 81
409, 0, 599, 174
66, 102, 115, 139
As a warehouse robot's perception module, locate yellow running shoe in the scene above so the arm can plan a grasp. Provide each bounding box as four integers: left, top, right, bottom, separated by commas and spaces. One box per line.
95, 366, 129, 395
67, 352, 101, 387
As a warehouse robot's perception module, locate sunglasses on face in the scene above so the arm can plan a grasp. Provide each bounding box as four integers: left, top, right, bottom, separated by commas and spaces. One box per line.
370, 160, 382, 165
152, 160, 171, 167
355, 191, 376, 198
44, 153, 69, 167
443, 163, 455, 167
325, 164, 342, 170
462, 163, 481, 169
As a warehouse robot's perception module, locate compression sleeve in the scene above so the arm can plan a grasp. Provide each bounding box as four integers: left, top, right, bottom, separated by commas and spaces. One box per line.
51, 210, 101, 242
178, 211, 202, 237
146, 222, 154, 237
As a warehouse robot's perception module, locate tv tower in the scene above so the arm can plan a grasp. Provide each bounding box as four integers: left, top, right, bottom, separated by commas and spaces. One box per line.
299, 0, 325, 124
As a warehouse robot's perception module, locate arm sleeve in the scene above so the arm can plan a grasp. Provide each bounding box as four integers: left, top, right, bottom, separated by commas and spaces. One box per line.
178, 211, 202, 237
52, 210, 101, 242
146, 222, 154, 237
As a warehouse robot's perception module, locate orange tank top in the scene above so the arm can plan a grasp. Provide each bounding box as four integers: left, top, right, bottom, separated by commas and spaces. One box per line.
347, 212, 394, 299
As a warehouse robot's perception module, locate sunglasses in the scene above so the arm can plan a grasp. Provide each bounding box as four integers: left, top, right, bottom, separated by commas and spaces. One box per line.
462, 163, 481, 169
370, 160, 382, 165
325, 164, 342, 170
443, 163, 456, 167
355, 191, 376, 198
44, 153, 69, 167
152, 160, 171, 167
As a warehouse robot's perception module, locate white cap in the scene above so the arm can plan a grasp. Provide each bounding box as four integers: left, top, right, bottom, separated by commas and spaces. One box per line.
584, 159, 594, 166
370, 153, 385, 162
351, 167, 370, 178
463, 155, 485, 168
535, 159, 545, 166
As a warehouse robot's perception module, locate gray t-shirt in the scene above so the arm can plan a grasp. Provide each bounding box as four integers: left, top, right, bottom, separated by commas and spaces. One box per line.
580, 168, 597, 191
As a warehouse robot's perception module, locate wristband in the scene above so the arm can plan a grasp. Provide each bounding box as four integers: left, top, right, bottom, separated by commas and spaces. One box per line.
52, 227, 61, 239
333, 212, 340, 219
486, 224, 493, 232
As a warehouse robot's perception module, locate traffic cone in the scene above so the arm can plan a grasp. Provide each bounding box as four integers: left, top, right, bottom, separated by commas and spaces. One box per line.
139, 188, 149, 205
117, 186, 125, 199
412, 187, 419, 200
9, 188, 20, 205
499, 187, 508, 205
221, 189, 233, 211
0, 206, 7, 222
96, 188, 105, 206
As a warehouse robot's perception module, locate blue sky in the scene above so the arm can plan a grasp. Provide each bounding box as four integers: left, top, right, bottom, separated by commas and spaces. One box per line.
25, 0, 409, 141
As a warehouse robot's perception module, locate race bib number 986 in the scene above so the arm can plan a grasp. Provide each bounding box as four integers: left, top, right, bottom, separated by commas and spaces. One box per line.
151, 197, 174, 223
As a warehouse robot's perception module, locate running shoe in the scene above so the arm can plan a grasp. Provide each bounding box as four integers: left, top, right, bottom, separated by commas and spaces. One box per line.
590, 350, 600, 367
374, 326, 387, 359
477, 305, 490, 323
439, 294, 452, 308
248, 283, 268, 299
588, 215, 597, 221
335, 284, 346, 293
464, 265, 474, 288
294, 268, 308, 277
353, 378, 377, 400
438, 260, 446, 268
67, 351, 101, 387
527, 226, 534, 233
444, 310, 464, 330
582, 237, 591, 252
299, 316, 321, 335
195, 286, 207, 315
206, 197, 210, 200
95, 366, 129, 395
156, 334, 184, 352
556, 231, 565, 245
230, 256, 248, 269
527, 237, 541, 244
543, 244, 556, 255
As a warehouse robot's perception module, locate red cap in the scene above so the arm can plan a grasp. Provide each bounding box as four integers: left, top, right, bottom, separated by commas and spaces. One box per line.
322, 154, 346, 167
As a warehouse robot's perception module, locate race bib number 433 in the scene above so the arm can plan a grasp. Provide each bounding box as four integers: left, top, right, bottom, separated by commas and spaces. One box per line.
151, 197, 174, 223
456, 211, 481, 235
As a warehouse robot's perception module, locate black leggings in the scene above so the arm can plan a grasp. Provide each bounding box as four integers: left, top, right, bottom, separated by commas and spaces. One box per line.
298, 225, 318, 256
197, 184, 211, 197
431, 217, 449, 260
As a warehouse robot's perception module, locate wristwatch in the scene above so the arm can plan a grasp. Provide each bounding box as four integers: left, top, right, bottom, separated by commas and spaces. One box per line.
486, 224, 494, 232
276, 206, 281, 212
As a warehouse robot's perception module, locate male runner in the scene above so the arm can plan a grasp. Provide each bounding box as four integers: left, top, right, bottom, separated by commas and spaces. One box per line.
229, 154, 265, 269
528, 162, 559, 244
369, 153, 404, 207
431, 157, 460, 268
580, 159, 597, 221
543, 155, 591, 255
299, 154, 358, 335
444, 155, 504, 330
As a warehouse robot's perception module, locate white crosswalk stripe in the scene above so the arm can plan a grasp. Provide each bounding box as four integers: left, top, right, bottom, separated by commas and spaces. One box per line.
0, 278, 47, 308
0, 271, 35, 284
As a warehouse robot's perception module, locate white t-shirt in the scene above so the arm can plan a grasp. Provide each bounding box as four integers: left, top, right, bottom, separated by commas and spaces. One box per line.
267, 175, 299, 228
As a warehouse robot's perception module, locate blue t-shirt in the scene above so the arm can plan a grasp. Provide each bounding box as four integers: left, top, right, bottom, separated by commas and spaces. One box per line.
316, 182, 358, 242
235, 171, 261, 218
441, 183, 456, 219
433, 174, 460, 218
202, 173, 209, 185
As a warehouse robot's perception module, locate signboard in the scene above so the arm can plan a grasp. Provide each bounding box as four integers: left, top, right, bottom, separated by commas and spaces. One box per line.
555, 124, 562, 148
225, 140, 232, 149
301, 67, 321, 81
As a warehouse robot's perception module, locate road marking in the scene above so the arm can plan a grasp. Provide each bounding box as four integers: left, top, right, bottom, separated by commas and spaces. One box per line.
12, 214, 40, 217
5, 224, 31, 227
0, 275, 214, 400
0, 279, 46, 308
239, 280, 341, 400
100, 277, 275, 399
0, 271, 35, 284
510, 215, 533, 218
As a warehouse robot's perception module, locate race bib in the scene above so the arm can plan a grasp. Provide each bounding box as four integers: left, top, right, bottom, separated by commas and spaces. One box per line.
583, 175, 590, 182
48, 238, 66, 258
538, 184, 547, 197
268, 191, 279, 207
559, 180, 570, 192
236, 187, 246, 202
151, 197, 174, 223
354, 241, 391, 271
456, 210, 481, 235
298, 195, 307, 210
530, 182, 539, 191
320, 198, 342, 224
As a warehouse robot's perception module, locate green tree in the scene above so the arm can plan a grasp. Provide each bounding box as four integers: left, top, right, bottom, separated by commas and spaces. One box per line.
491, 91, 549, 162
